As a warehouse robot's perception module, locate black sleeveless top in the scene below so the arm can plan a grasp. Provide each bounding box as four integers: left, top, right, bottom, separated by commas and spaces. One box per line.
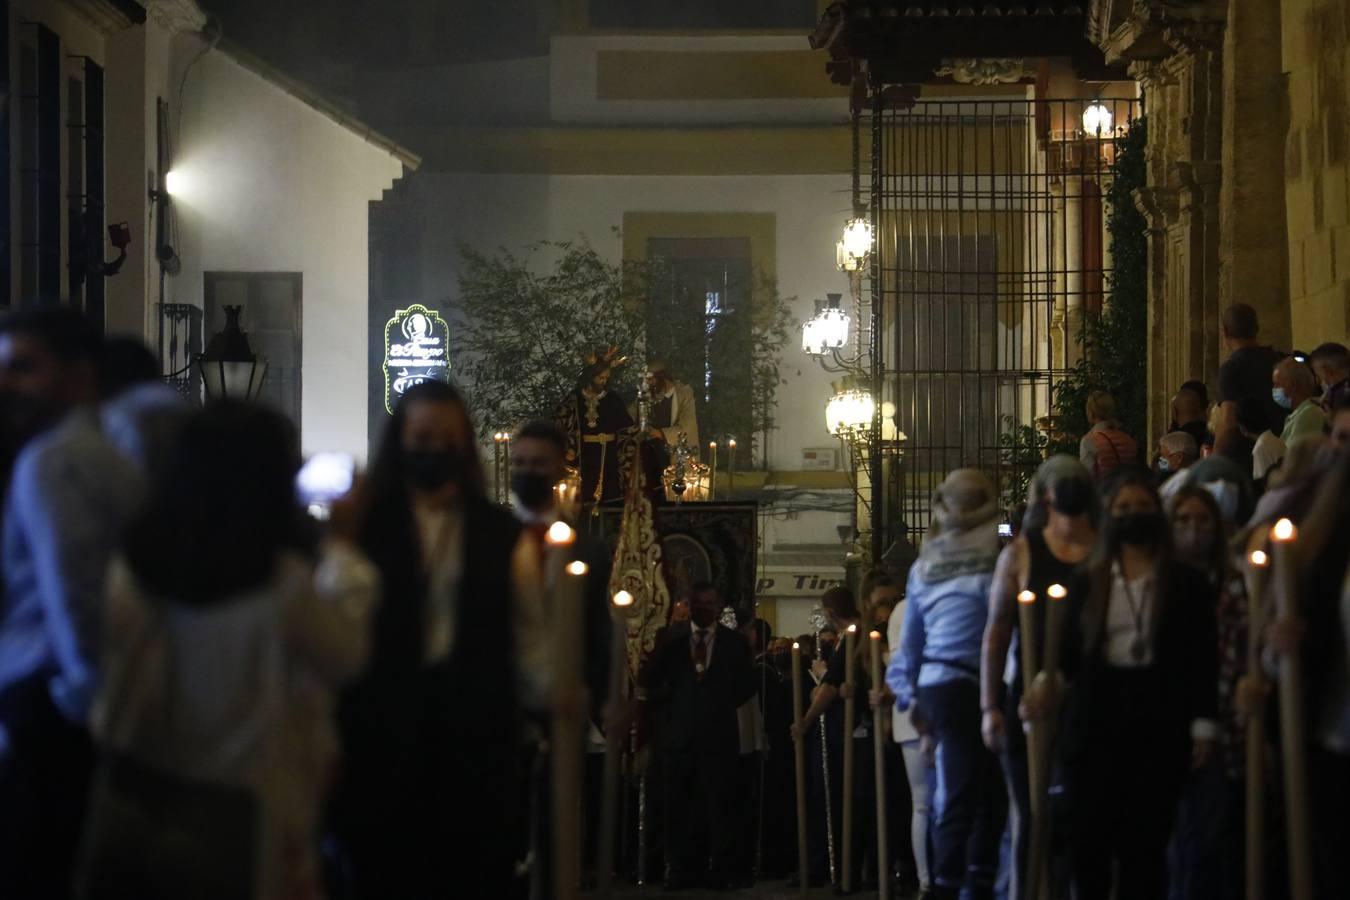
1009, 526, 1081, 698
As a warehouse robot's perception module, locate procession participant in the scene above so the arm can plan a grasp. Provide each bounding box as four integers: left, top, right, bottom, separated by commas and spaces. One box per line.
1050, 469, 1218, 900
553, 348, 634, 506
980, 456, 1097, 900
889, 469, 1005, 900
640, 583, 755, 890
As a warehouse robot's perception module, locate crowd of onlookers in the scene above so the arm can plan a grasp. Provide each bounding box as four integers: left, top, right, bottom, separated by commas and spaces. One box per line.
0, 300, 1345, 900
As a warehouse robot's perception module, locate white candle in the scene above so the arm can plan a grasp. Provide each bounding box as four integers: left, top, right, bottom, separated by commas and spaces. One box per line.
552, 557, 589, 900
1270, 518, 1311, 900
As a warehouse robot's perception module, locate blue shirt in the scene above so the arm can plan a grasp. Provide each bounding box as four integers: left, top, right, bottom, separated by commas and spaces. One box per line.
886, 522, 1000, 711
0, 410, 144, 730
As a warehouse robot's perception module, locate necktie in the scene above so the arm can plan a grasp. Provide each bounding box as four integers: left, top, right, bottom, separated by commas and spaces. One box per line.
693, 630, 708, 677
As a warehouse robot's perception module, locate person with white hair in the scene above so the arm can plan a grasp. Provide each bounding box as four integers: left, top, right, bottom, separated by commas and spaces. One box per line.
1273, 357, 1325, 447
1157, 431, 1200, 508
885, 469, 1006, 900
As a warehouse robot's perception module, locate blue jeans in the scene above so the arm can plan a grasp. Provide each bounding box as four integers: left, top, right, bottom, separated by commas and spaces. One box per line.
917, 679, 1007, 899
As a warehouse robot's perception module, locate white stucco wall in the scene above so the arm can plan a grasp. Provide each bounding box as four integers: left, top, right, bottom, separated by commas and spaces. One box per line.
403, 171, 854, 472
169, 45, 404, 461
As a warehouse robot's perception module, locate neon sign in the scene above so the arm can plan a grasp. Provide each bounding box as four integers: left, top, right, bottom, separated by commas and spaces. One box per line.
383, 304, 450, 414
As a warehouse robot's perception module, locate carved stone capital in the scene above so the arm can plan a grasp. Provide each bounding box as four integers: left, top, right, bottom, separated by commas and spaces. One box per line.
145, 0, 208, 35
1163, 21, 1225, 59
1127, 59, 1176, 89
1133, 184, 1180, 230
932, 58, 1029, 85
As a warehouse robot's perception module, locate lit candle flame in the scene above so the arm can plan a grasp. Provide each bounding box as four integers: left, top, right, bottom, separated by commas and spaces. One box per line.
612, 590, 634, 608
566, 560, 589, 576
847, 623, 858, 633
546, 521, 575, 545
869, 630, 882, 640
1018, 589, 1036, 604
792, 641, 800, 650
1047, 583, 1067, 600
1249, 549, 1269, 567
1271, 518, 1296, 543
709, 441, 717, 449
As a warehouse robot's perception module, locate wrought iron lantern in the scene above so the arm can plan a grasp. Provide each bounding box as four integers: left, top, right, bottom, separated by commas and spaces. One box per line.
836, 216, 874, 271
801, 299, 850, 356
195, 305, 267, 402
1082, 101, 1113, 136
825, 382, 875, 440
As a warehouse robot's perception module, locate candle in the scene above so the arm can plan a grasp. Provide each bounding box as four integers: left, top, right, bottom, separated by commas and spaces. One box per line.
791, 642, 809, 896
1043, 583, 1067, 702
869, 630, 891, 900
728, 438, 737, 497
708, 441, 718, 501
1244, 546, 1270, 900
596, 590, 633, 898
1016, 589, 1044, 899
1270, 518, 1311, 900
552, 558, 589, 900
841, 623, 857, 893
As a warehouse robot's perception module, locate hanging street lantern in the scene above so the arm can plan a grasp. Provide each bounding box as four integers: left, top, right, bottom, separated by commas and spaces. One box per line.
195, 304, 268, 402
825, 384, 875, 439
1082, 101, 1113, 136
802, 305, 850, 356
837, 216, 874, 271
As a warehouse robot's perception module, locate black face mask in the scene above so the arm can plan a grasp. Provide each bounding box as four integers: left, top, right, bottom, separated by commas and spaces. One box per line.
770, 651, 793, 673
819, 640, 837, 662
404, 449, 463, 491
690, 607, 717, 628
511, 471, 554, 509
1051, 478, 1092, 517
1111, 511, 1162, 547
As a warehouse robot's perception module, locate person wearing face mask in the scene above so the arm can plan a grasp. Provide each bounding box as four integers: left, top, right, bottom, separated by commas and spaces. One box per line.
1309, 342, 1349, 414
1273, 357, 1325, 448
1156, 431, 1200, 508
332, 382, 549, 898
980, 456, 1097, 900
639, 582, 755, 890
1166, 487, 1249, 900
1047, 469, 1218, 900
508, 420, 613, 894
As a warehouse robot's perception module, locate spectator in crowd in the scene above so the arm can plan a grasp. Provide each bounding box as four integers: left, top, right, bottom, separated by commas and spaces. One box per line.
333, 380, 547, 898
1309, 342, 1349, 413
1169, 388, 1210, 450
1166, 485, 1248, 900
981, 456, 1098, 900
97, 337, 191, 484
1180, 379, 1210, 411
641, 581, 755, 890
76, 402, 377, 900
1157, 431, 1200, 508
1273, 357, 1326, 447
0, 309, 145, 897
1049, 469, 1218, 900
1186, 454, 1257, 530
889, 469, 1006, 900
1079, 391, 1138, 480
1330, 396, 1350, 451
1215, 303, 1285, 453
1236, 394, 1285, 492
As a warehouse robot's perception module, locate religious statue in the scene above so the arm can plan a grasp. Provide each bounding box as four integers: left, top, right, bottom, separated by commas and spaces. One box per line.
640, 360, 700, 451
553, 347, 635, 506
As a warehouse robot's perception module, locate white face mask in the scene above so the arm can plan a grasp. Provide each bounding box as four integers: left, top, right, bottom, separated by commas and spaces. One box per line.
1202, 480, 1240, 524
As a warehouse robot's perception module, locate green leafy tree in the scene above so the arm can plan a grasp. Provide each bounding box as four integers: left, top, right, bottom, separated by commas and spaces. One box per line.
451, 235, 796, 458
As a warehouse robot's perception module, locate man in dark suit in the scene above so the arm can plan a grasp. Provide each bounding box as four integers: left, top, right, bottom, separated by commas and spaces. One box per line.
641, 582, 756, 890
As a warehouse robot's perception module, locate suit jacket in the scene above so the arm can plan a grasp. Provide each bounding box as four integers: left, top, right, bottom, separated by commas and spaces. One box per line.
642, 622, 755, 755
1060, 558, 1219, 767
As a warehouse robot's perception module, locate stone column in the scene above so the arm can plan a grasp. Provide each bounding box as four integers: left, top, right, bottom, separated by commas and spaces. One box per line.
1064, 173, 1085, 366
1049, 179, 1068, 370
1220, 0, 1290, 352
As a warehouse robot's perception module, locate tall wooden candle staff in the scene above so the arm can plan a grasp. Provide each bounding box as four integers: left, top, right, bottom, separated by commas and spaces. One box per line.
1016, 589, 1044, 900
1028, 583, 1068, 900
708, 441, 718, 501
727, 437, 737, 497
869, 631, 891, 900
841, 623, 858, 893
595, 590, 633, 899
1270, 518, 1311, 900
791, 642, 809, 898
1243, 546, 1270, 900
546, 523, 586, 900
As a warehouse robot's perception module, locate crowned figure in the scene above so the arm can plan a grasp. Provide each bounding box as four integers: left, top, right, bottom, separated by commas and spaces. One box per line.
553, 347, 636, 506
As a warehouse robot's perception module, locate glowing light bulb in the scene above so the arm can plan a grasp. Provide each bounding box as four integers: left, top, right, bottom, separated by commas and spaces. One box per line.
1082, 102, 1113, 135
